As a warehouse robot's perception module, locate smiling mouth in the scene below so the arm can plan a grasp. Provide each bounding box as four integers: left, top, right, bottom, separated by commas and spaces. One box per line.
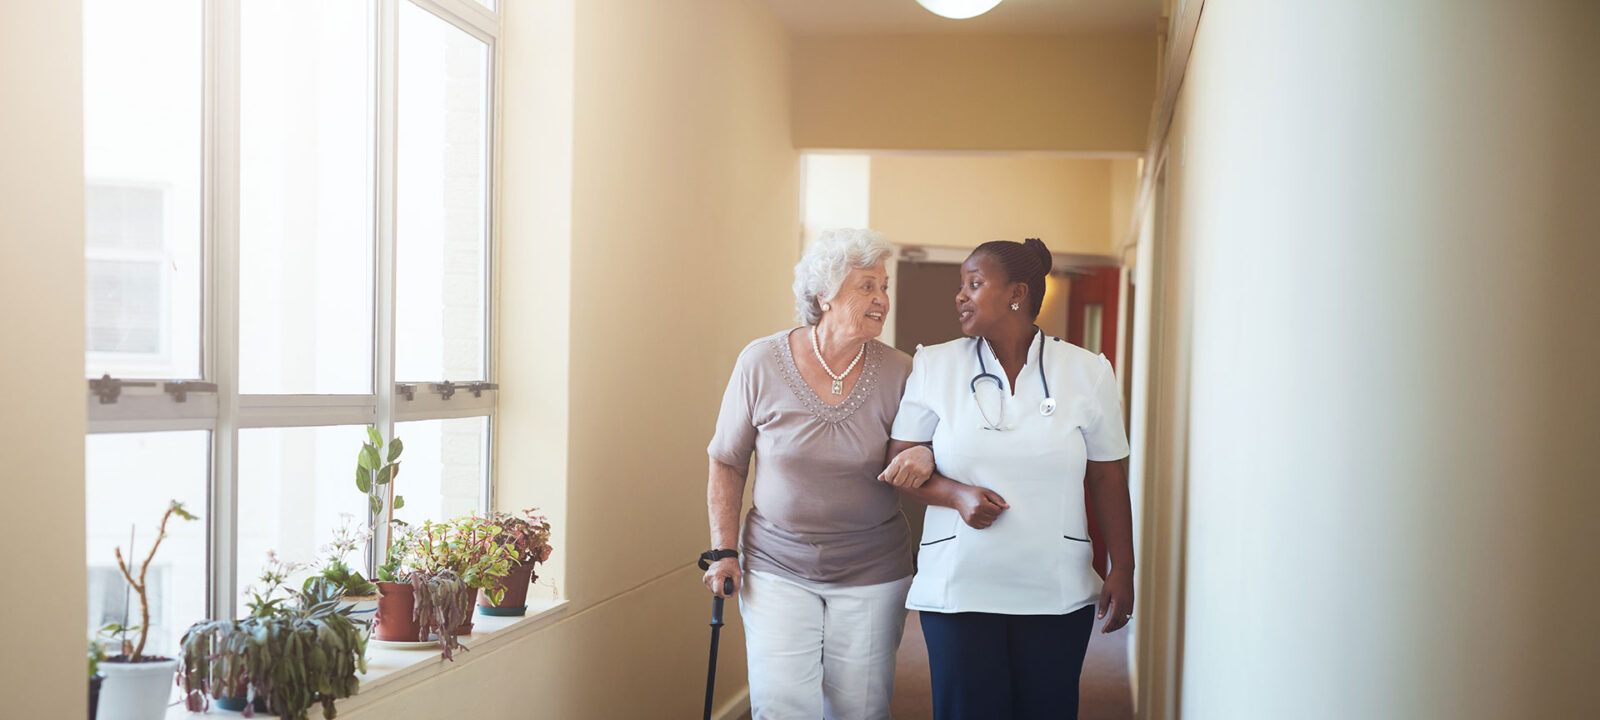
959, 309, 974, 322
865, 311, 884, 321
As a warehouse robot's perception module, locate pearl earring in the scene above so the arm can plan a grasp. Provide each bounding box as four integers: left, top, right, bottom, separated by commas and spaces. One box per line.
821, 303, 831, 311
1010, 303, 1020, 311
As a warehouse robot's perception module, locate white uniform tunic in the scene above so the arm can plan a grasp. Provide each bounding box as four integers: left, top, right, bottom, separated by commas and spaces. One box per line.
891, 332, 1130, 616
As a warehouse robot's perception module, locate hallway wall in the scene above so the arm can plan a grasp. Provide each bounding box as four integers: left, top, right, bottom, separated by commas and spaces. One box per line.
793, 33, 1156, 152
869, 155, 1120, 255
0, 2, 87, 716
345, 0, 800, 716
1142, 1, 1600, 717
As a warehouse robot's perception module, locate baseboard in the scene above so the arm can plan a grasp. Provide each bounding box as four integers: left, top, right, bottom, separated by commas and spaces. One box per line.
712, 685, 751, 720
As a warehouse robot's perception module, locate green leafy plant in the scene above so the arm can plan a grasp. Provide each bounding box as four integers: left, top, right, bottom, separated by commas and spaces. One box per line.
483, 508, 554, 578
377, 521, 508, 660
109, 500, 198, 662
305, 514, 377, 598
407, 569, 473, 661
356, 426, 404, 577
179, 553, 369, 720
88, 638, 105, 679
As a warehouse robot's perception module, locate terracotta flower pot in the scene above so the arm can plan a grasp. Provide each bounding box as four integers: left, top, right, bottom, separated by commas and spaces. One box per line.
374, 582, 423, 642
477, 561, 537, 617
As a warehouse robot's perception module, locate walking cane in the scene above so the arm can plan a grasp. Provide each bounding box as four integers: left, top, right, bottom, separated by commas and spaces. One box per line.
703, 577, 734, 720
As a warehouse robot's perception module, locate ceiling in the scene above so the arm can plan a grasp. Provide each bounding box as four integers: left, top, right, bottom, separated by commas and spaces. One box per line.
766, 0, 1163, 36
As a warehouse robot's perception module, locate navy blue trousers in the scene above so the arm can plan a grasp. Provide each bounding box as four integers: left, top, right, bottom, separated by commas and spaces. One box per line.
919, 606, 1097, 720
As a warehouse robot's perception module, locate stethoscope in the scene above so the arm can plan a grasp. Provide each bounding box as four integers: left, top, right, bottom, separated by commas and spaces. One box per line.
970, 328, 1055, 431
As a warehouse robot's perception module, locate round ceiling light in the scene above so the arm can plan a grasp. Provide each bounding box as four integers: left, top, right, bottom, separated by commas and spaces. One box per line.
914, 0, 1004, 20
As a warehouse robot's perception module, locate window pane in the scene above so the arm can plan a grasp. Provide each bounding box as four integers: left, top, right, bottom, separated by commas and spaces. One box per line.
237, 426, 372, 596
84, 0, 203, 380
396, 2, 489, 383
238, 0, 375, 395
392, 416, 488, 525
87, 432, 209, 660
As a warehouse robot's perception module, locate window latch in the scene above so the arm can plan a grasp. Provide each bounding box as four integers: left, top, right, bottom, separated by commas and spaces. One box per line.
89, 374, 156, 404
396, 383, 417, 401
429, 381, 496, 400
163, 380, 217, 403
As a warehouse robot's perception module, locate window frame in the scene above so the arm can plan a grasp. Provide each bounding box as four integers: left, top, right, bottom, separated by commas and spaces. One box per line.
84, 0, 502, 624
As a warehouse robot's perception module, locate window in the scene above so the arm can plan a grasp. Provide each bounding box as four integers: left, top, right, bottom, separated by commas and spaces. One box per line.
83, 0, 501, 637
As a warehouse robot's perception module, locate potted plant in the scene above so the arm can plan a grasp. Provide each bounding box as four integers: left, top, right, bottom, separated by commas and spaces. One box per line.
305, 513, 379, 622
98, 500, 197, 720
476, 509, 554, 617
429, 515, 519, 634
356, 425, 405, 574
179, 552, 369, 720
89, 639, 104, 720
373, 521, 500, 659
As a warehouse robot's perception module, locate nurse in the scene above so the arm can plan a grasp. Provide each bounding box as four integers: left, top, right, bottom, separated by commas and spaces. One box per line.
881, 237, 1134, 720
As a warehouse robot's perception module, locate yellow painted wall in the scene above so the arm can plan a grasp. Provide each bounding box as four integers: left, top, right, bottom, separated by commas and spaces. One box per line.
350, 0, 799, 716
869, 155, 1117, 255
0, 2, 88, 716
1109, 157, 1140, 249
1133, 1, 1600, 717
793, 34, 1157, 152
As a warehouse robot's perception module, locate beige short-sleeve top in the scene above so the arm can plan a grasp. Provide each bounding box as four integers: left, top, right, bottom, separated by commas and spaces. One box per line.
707, 328, 914, 586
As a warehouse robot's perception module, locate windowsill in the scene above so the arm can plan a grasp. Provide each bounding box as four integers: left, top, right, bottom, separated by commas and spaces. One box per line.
164, 598, 570, 718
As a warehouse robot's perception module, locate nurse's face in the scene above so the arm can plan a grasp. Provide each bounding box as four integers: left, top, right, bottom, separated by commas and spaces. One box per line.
821, 263, 891, 340
955, 252, 1023, 338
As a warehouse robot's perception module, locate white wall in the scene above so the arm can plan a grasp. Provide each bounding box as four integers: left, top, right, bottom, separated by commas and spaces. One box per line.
346, 0, 800, 716
0, 2, 87, 716
1144, 1, 1600, 717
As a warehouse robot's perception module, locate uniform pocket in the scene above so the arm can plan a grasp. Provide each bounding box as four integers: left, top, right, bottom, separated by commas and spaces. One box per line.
919, 505, 959, 546
907, 506, 959, 610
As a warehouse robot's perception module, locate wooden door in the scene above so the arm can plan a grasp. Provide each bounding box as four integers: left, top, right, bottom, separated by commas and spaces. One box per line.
1065, 265, 1123, 578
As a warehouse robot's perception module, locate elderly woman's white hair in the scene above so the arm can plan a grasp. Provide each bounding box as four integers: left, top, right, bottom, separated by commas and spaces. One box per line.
793, 228, 895, 325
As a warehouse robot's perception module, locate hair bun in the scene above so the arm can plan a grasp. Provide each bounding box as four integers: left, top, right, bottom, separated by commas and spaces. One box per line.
1023, 237, 1053, 275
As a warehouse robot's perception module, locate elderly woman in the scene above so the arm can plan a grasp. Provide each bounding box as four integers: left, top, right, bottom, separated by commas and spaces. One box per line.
703, 228, 932, 720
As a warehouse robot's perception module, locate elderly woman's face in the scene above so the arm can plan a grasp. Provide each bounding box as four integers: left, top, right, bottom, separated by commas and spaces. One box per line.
821, 263, 890, 338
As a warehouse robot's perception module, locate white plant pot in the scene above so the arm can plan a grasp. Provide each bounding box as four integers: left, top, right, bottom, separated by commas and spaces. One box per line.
341, 595, 380, 622
97, 658, 177, 720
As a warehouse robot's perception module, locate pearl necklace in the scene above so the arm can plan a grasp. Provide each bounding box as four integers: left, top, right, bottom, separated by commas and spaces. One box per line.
811, 326, 865, 395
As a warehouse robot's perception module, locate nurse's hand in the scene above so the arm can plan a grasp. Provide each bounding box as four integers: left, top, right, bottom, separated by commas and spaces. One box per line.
703, 558, 742, 598
953, 485, 1009, 529
879, 445, 934, 488
1097, 567, 1135, 633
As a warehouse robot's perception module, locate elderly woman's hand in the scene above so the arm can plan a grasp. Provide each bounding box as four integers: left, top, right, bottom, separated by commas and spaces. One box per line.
702, 558, 742, 598
879, 445, 934, 488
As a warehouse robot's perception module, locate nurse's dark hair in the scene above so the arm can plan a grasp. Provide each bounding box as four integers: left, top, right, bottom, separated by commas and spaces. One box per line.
973, 238, 1053, 318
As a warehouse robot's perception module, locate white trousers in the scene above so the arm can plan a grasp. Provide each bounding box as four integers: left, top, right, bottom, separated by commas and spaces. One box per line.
739, 569, 912, 720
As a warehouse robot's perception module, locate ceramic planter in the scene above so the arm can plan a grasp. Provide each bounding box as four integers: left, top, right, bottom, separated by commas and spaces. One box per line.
374, 582, 422, 642
339, 594, 380, 623
97, 657, 178, 720
478, 561, 538, 616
